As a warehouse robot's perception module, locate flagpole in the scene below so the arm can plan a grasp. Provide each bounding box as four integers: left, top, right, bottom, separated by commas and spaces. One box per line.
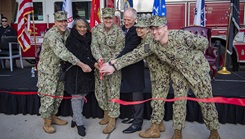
160, 0, 162, 14
218, 3, 232, 75
31, 12, 37, 71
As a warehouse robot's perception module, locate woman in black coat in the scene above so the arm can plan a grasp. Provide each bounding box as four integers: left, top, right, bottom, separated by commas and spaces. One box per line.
64, 18, 98, 137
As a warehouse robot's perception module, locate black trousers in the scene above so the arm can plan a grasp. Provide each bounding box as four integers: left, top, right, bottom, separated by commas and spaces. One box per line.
131, 91, 144, 126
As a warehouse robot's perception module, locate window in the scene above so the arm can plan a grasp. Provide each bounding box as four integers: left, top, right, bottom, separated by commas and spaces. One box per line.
54, 2, 91, 20
33, 2, 44, 21
54, 2, 62, 12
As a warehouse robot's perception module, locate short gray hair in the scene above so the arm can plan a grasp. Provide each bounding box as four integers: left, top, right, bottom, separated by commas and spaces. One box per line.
72, 17, 90, 32
125, 7, 137, 19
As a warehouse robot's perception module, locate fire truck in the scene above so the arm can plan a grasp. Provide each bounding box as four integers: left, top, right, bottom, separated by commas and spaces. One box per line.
11, 0, 245, 70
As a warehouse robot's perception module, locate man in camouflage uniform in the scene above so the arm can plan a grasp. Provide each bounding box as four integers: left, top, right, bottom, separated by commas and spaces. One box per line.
90, 7, 125, 134
148, 16, 221, 139
101, 16, 221, 139
37, 11, 92, 134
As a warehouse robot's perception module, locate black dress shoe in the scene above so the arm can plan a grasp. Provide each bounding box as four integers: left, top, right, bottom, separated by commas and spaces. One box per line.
71, 120, 76, 128
122, 118, 134, 124
122, 124, 142, 134
77, 125, 86, 137
71, 121, 86, 129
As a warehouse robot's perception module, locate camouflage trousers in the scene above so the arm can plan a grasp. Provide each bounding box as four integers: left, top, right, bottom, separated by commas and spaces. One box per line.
150, 65, 171, 124
172, 71, 220, 130
94, 70, 121, 118
150, 66, 188, 125
37, 72, 64, 118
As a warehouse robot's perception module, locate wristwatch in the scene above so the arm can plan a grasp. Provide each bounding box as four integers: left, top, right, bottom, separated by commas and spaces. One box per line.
108, 61, 116, 70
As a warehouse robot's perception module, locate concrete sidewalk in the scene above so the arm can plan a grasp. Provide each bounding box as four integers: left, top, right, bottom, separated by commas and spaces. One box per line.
0, 114, 244, 139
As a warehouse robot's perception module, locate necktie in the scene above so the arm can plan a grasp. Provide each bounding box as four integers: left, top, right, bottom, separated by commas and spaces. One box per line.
124, 29, 129, 35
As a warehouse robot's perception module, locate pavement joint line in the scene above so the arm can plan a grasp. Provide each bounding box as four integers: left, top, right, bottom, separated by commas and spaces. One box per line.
214, 79, 245, 82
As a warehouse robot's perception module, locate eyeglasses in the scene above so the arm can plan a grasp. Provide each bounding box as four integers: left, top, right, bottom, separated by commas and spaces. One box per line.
136, 27, 146, 30
150, 25, 165, 32
1, 20, 7, 22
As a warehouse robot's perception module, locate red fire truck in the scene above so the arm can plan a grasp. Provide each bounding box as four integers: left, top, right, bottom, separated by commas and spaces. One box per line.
11, 0, 245, 70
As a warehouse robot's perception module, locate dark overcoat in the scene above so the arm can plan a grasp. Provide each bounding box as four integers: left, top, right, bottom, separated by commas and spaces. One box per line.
117, 25, 145, 93
64, 28, 96, 95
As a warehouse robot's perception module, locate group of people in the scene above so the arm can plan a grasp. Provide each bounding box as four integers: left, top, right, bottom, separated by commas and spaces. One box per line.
37, 7, 221, 139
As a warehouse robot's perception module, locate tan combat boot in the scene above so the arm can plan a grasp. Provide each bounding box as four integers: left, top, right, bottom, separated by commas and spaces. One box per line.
208, 130, 221, 139
43, 118, 55, 134
139, 124, 160, 138
102, 117, 116, 134
51, 115, 67, 125
99, 110, 109, 125
159, 120, 165, 132
171, 129, 183, 139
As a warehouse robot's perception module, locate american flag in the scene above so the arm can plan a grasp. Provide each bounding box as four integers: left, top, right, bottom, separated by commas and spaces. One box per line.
193, 0, 206, 26
152, 0, 166, 16
62, 0, 73, 28
17, 0, 34, 52
124, 0, 133, 10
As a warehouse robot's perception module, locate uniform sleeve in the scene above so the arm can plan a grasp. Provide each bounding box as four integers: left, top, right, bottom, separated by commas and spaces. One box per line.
149, 41, 172, 64
117, 32, 141, 58
114, 42, 152, 70
48, 36, 79, 65
183, 31, 208, 52
91, 28, 102, 61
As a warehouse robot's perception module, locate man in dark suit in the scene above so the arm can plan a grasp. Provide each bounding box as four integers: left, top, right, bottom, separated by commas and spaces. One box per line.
117, 7, 145, 134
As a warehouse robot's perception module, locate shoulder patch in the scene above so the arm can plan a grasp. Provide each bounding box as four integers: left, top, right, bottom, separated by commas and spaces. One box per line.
144, 44, 150, 53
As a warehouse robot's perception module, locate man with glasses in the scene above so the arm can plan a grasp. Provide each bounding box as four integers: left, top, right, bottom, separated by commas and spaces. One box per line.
0, 17, 16, 39
148, 16, 221, 139
100, 15, 221, 139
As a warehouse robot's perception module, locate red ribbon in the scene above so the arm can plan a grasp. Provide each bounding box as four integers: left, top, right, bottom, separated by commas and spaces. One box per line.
3, 91, 87, 103
2, 90, 245, 106
111, 97, 245, 106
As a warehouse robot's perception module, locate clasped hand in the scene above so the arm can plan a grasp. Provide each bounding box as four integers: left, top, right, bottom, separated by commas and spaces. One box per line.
98, 59, 116, 75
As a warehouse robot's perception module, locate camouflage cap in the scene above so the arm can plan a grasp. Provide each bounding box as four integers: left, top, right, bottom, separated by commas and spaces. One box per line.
135, 17, 150, 28
102, 7, 115, 18
150, 16, 167, 27
53, 11, 68, 21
